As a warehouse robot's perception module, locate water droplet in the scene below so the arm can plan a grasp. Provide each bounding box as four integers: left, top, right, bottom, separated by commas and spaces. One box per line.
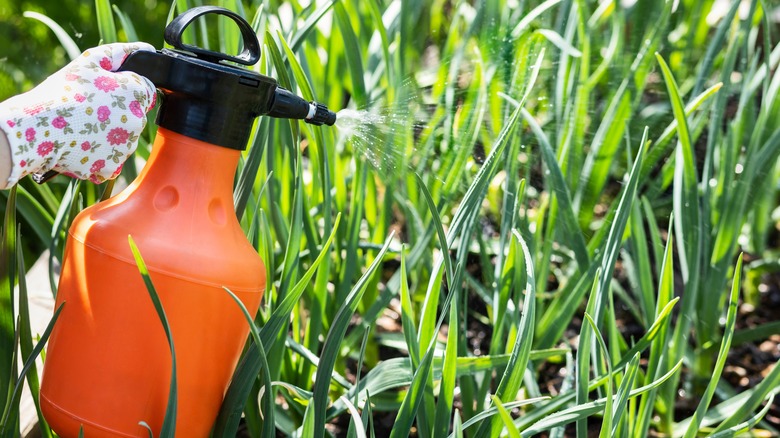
334, 108, 409, 176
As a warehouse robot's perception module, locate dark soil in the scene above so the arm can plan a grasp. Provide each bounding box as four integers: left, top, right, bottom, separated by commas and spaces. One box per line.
321, 254, 780, 437
238, 225, 780, 438
722, 270, 780, 427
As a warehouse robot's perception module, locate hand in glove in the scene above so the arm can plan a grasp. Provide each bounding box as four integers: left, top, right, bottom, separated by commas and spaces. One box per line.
0, 42, 157, 188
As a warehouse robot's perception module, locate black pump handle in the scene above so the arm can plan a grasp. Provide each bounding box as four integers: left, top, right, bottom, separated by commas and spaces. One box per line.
164, 6, 260, 66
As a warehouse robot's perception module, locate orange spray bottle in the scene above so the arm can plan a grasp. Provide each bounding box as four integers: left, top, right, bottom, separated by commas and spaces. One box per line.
38, 7, 336, 437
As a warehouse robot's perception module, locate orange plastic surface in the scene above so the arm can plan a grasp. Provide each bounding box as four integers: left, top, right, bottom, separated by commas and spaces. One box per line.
40, 128, 266, 437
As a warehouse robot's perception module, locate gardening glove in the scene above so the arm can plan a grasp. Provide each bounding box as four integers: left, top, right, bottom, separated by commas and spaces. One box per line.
0, 42, 157, 187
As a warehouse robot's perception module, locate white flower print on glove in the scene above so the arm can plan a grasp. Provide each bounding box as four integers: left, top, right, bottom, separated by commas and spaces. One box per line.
0, 42, 157, 186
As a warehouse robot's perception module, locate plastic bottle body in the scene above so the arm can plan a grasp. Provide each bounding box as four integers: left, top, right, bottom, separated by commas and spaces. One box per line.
40, 128, 265, 437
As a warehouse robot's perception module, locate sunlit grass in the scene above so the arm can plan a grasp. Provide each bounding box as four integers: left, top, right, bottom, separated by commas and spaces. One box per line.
0, 0, 778, 437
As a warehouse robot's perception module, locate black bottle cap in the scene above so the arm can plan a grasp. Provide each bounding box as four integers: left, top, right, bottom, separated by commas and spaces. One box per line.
118, 6, 278, 151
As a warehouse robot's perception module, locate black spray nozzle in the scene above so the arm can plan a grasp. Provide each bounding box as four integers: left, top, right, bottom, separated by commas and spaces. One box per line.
308, 102, 338, 126
267, 87, 337, 126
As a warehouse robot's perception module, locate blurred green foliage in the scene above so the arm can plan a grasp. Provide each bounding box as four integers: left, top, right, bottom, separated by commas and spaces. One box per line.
0, 0, 170, 100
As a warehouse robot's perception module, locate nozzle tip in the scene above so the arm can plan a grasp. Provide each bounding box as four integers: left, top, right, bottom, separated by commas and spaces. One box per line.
305, 102, 337, 126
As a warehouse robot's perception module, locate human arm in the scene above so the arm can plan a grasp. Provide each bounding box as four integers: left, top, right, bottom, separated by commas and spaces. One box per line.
0, 130, 10, 190
0, 43, 157, 189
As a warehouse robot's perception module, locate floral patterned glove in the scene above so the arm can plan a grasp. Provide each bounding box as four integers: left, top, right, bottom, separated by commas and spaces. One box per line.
0, 42, 157, 186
